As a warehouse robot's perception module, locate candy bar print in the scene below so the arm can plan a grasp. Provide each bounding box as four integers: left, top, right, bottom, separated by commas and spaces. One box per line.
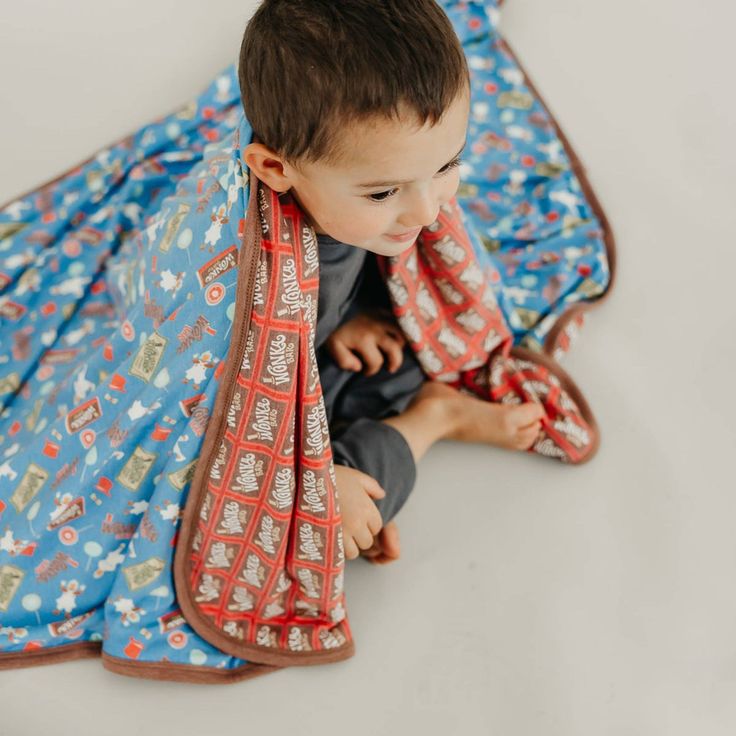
0, 0, 612, 682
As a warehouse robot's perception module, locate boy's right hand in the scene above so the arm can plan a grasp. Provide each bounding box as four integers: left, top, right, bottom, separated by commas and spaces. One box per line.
326, 312, 406, 377
333, 464, 386, 560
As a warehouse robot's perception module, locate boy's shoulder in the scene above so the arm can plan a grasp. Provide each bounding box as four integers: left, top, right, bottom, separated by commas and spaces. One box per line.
316, 233, 367, 270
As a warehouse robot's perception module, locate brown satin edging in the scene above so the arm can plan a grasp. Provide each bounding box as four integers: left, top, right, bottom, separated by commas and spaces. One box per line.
0, 640, 101, 671
101, 652, 280, 684
172, 164, 355, 668
0, 639, 279, 684
510, 344, 601, 465
496, 36, 618, 357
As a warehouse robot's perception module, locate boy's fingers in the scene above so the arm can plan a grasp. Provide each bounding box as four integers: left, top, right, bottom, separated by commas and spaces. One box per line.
367, 507, 383, 536
363, 477, 386, 499
330, 341, 362, 371
343, 536, 360, 560
358, 342, 384, 376
392, 330, 406, 346
354, 526, 375, 552
381, 322, 405, 346
379, 338, 404, 373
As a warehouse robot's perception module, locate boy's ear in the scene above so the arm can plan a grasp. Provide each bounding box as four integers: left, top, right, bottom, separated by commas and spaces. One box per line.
243, 142, 293, 193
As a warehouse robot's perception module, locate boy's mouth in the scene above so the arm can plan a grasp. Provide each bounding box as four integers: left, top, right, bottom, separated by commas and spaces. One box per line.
385, 227, 422, 243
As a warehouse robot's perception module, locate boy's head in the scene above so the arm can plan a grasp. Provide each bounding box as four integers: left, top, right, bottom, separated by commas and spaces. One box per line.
239, 0, 470, 256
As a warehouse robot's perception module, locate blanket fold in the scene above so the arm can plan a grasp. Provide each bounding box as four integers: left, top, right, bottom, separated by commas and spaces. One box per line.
172, 154, 355, 668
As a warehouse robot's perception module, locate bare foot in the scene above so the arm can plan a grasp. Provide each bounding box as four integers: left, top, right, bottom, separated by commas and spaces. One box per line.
360, 521, 401, 565
411, 381, 546, 451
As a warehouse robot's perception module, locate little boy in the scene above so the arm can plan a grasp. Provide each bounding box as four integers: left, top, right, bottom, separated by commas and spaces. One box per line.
239, 0, 545, 565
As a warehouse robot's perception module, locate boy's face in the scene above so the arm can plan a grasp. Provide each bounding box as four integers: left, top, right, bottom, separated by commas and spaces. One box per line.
246, 85, 470, 257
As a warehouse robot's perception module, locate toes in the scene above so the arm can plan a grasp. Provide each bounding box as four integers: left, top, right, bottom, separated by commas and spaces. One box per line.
514, 402, 546, 427
360, 539, 381, 557
517, 425, 542, 450
381, 522, 400, 552
361, 523, 401, 564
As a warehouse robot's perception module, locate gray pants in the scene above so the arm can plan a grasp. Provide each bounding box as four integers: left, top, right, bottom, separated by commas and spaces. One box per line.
317, 343, 426, 525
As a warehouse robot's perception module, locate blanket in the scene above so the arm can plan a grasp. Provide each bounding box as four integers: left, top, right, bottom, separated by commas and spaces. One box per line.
0, 0, 614, 683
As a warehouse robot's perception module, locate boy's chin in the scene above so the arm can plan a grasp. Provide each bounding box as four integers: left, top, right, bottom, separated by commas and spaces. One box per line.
310, 226, 418, 256
363, 236, 418, 257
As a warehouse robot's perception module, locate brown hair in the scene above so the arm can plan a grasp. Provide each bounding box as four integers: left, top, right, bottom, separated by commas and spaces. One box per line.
238, 0, 469, 170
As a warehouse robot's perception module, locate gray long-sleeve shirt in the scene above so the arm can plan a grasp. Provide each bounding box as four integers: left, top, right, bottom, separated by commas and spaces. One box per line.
315, 234, 426, 525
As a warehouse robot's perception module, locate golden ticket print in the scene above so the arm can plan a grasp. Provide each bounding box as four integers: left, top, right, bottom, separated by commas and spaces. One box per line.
123, 557, 166, 592
129, 332, 168, 383
116, 446, 158, 492
0, 565, 24, 612
10, 462, 49, 513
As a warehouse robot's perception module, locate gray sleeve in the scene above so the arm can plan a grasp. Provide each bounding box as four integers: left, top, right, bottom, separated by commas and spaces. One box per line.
331, 417, 417, 526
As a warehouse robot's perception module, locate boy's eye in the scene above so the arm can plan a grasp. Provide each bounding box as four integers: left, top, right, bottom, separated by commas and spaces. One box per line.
439, 157, 462, 174
363, 156, 462, 205
368, 188, 399, 203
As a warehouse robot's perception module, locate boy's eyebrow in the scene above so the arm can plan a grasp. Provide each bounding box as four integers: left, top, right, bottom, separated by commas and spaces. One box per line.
356, 141, 467, 189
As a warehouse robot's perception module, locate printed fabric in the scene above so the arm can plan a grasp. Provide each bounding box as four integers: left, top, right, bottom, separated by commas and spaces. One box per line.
0, 0, 613, 682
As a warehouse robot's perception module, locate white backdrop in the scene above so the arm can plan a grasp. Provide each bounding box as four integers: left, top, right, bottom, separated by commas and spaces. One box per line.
1, 1, 735, 734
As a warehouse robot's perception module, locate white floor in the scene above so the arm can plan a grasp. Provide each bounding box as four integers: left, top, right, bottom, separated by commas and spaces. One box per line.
1, 1, 735, 734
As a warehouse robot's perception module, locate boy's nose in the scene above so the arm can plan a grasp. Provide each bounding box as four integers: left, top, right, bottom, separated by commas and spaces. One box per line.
401, 191, 440, 229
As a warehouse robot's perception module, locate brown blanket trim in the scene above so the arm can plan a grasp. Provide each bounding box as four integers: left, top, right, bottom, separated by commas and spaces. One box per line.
0, 641, 101, 670
172, 165, 270, 663
101, 652, 280, 684
0, 638, 279, 684
172, 167, 356, 668
496, 35, 618, 358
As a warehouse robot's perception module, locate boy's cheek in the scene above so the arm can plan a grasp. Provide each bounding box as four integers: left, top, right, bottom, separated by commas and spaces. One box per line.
438, 170, 462, 206
302, 200, 395, 251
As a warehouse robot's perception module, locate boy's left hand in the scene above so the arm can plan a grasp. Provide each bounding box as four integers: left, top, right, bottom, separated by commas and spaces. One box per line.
326, 312, 406, 376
